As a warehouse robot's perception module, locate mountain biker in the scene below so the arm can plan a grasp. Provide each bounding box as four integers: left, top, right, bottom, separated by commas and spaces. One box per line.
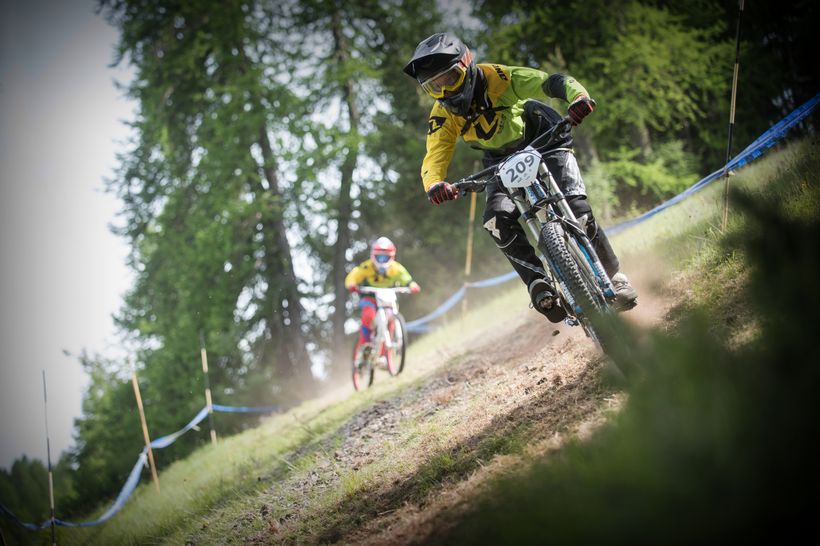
403, 32, 638, 322
345, 237, 420, 350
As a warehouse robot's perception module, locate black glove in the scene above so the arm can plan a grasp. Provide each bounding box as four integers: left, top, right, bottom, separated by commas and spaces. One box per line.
568, 96, 595, 125
427, 182, 458, 205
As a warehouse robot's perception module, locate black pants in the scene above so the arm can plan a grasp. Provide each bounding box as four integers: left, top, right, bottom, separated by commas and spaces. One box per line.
481, 101, 619, 295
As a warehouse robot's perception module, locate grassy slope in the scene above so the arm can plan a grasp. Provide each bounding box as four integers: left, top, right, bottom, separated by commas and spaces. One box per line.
430, 139, 820, 544
43, 140, 815, 545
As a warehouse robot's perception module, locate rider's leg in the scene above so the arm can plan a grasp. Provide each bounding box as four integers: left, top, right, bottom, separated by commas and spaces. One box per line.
482, 182, 567, 323
543, 151, 638, 307
358, 298, 377, 345
565, 195, 619, 276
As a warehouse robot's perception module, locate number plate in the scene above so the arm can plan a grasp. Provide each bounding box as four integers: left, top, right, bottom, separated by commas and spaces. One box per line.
499, 147, 540, 189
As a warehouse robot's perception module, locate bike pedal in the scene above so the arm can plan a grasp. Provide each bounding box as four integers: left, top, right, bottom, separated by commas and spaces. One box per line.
564, 316, 580, 327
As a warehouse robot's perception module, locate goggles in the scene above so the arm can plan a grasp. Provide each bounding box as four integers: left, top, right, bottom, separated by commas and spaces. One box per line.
419, 51, 472, 99
374, 254, 393, 264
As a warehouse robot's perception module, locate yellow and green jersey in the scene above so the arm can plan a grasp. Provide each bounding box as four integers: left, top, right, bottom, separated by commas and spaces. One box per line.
421, 64, 588, 190
344, 259, 413, 289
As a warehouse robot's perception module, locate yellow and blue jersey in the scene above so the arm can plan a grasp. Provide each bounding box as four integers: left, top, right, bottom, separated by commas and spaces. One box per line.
344, 259, 413, 289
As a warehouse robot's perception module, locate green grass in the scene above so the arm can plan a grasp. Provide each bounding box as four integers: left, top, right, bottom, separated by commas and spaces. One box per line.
27, 139, 816, 545
48, 279, 530, 545
432, 138, 820, 544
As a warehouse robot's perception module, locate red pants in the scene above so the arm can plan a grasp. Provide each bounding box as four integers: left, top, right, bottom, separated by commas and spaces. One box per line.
358, 297, 377, 344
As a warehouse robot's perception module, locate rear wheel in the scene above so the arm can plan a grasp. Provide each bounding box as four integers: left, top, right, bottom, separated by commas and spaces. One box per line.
384, 313, 408, 376
351, 339, 374, 391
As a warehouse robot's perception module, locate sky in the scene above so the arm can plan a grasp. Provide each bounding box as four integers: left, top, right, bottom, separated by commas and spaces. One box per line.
0, 0, 135, 469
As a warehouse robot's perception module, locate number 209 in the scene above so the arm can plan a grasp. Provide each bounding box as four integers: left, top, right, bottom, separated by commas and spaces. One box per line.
504, 153, 536, 183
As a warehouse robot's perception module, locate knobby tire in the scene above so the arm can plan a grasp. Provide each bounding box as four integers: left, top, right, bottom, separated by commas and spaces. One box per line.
351, 338, 374, 391
540, 222, 601, 318
392, 313, 408, 375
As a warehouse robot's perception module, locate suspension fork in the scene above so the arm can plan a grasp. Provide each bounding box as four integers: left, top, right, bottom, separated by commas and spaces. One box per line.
536, 163, 615, 298
375, 307, 391, 350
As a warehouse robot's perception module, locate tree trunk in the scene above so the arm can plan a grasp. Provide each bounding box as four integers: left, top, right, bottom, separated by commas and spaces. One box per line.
630, 120, 653, 160
330, 7, 360, 372
256, 125, 313, 389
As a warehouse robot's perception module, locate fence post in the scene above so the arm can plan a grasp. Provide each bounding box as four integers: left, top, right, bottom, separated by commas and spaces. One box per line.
131, 372, 160, 493
462, 165, 479, 319
200, 332, 217, 445
41, 371, 56, 545
722, 0, 745, 231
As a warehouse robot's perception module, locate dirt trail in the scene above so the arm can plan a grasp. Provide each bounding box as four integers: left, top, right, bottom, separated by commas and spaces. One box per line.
344, 265, 674, 546
231, 265, 675, 545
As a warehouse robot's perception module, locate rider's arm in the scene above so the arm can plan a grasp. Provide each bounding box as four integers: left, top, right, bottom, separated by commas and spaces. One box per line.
389, 262, 414, 287
508, 66, 589, 104
344, 265, 365, 290
421, 104, 458, 191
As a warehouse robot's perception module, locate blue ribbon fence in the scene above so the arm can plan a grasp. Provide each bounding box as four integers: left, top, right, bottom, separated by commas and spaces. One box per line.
2, 91, 817, 532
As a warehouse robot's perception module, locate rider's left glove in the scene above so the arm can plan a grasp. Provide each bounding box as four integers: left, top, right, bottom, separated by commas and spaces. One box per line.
567, 96, 595, 125
409, 282, 421, 294
348, 284, 359, 293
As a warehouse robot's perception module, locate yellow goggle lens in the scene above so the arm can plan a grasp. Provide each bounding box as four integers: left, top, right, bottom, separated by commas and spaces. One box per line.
420, 64, 467, 99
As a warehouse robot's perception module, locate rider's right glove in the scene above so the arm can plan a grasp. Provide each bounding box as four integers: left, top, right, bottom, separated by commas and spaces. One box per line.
427, 182, 458, 205
567, 95, 595, 125
409, 282, 421, 294
348, 284, 359, 293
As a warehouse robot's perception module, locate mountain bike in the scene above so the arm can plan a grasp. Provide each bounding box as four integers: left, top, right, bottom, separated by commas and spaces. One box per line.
351, 286, 410, 391
453, 118, 622, 356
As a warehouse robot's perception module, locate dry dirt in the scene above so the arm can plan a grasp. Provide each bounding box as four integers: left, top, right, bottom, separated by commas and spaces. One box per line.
233, 265, 675, 545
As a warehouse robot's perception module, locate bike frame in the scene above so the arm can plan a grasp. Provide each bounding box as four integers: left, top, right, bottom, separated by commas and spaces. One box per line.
455, 118, 617, 319
511, 159, 616, 311
371, 298, 396, 358
358, 287, 407, 365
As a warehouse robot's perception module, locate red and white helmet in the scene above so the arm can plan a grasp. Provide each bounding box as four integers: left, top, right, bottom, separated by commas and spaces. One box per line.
370, 236, 397, 274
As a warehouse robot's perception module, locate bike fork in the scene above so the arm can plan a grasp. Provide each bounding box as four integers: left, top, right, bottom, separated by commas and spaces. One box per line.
537, 164, 616, 299
375, 309, 391, 352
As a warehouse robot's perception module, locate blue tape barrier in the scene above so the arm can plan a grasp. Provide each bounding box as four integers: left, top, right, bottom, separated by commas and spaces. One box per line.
53, 451, 149, 528
3, 92, 816, 532
212, 403, 279, 413
405, 271, 520, 333
1, 403, 277, 530
405, 286, 467, 333
607, 92, 819, 235
150, 407, 209, 449
406, 92, 819, 330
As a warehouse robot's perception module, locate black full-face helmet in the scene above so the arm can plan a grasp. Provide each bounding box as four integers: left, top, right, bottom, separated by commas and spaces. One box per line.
403, 32, 478, 117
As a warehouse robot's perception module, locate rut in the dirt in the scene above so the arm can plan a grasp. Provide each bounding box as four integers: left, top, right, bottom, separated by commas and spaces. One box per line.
233, 313, 621, 545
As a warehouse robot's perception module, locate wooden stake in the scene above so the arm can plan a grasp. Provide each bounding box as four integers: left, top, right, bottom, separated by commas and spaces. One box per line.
200, 332, 217, 445
131, 372, 160, 493
462, 181, 479, 320
41, 371, 56, 546
722, 0, 745, 231
464, 191, 477, 278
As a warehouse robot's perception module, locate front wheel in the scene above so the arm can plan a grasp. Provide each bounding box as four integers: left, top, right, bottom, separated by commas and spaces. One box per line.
539, 222, 619, 356
540, 222, 602, 318
384, 313, 408, 376
351, 339, 374, 391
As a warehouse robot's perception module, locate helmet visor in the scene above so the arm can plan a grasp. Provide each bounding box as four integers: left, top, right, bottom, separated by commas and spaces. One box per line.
420, 63, 467, 99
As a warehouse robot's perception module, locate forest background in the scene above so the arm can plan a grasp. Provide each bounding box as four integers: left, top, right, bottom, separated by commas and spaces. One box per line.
2, 0, 817, 523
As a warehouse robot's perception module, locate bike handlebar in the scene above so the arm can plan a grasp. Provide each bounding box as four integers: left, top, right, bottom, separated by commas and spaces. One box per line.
453, 118, 573, 195
358, 286, 413, 295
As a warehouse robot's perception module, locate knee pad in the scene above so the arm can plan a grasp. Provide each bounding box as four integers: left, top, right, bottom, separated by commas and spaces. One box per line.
568, 197, 599, 240
483, 214, 518, 248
